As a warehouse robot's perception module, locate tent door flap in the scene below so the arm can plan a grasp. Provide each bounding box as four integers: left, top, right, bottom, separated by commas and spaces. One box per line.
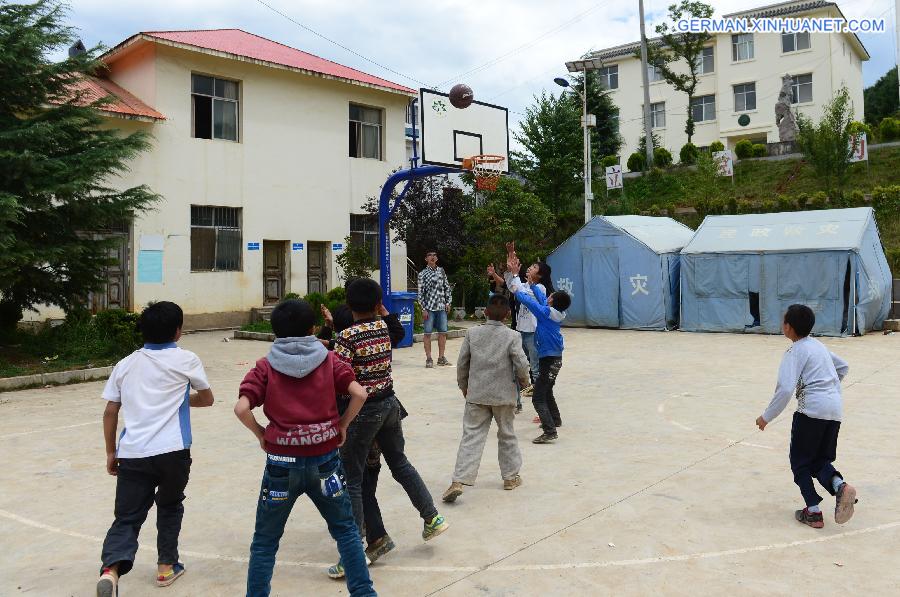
582, 247, 619, 327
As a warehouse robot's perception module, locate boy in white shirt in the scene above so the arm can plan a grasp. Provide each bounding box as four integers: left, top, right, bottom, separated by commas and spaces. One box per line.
96, 302, 215, 596
756, 304, 857, 529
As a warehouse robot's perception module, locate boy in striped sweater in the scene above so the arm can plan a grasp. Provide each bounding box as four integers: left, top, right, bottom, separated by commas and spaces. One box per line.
328, 279, 449, 578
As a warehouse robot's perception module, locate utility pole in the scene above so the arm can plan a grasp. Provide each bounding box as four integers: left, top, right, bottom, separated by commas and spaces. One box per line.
638, 0, 654, 168
896, 0, 899, 106
583, 67, 593, 223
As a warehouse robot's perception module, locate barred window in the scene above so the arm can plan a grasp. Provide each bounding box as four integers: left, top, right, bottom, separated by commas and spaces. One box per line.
190, 206, 242, 271
191, 74, 239, 141
350, 213, 378, 265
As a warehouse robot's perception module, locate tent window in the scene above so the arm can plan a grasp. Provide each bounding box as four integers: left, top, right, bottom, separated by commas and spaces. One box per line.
777, 254, 838, 300
692, 256, 748, 298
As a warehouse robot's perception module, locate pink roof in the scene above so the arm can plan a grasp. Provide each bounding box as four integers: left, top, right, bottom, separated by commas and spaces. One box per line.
70, 76, 165, 120
138, 29, 416, 95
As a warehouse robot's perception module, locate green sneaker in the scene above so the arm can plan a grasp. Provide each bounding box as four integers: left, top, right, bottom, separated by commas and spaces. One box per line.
365, 534, 396, 563
326, 556, 371, 580
422, 514, 449, 541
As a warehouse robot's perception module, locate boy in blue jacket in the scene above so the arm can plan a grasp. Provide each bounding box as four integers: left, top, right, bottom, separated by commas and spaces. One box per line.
504, 251, 571, 444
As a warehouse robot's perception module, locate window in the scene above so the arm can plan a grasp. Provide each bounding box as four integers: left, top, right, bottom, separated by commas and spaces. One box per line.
731, 33, 754, 61
599, 65, 619, 89
190, 206, 242, 271
649, 102, 666, 128
647, 62, 664, 82
733, 83, 756, 112
349, 104, 383, 159
690, 95, 716, 122
405, 102, 417, 126
791, 74, 813, 104
350, 214, 378, 265
781, 31, 810, 53
694, 46, 714, 74
611, 110, 620, 133
191, 74, 239, 141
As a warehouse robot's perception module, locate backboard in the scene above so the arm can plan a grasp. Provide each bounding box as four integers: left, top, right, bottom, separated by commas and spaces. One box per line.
419, 88, 509, 173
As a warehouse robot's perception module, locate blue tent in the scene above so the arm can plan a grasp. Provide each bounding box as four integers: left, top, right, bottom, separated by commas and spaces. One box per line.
680, 207, 892, 336
546, 216, 695, 330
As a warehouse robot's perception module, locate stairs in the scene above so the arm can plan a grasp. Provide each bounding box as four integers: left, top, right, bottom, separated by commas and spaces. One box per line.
250, 306, 275, 323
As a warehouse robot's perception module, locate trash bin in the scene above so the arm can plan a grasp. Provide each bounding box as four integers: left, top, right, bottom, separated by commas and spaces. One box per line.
390, 291, 417, 348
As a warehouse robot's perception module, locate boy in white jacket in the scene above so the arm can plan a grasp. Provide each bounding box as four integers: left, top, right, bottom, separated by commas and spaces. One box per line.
756, 304, 857, 529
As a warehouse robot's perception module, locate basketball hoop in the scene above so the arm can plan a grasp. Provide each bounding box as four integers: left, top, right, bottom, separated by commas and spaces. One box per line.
462, 154, 505, 191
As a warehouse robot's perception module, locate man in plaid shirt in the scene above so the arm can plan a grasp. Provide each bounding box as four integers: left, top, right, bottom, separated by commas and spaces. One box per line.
418, 250, 453, 368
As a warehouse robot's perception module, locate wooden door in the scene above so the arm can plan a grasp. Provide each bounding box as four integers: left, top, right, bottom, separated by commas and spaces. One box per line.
90, 232, 129, 313
263, 241, 286, 305
307, 242, 328, 295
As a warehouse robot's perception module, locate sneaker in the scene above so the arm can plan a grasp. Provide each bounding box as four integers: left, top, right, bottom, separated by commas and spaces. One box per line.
327, 556, 372, 579
96, 568, 117, 597
532, 432, 558, 444
442, 482, 464, 503
835, 482, 858, 524
422, 514, 449, 541
521, 385, 534, 397
365, 534, 396, 563
156, 563, 185, 587
425, 358, 434, 368
795, 507, 824, 529
515, 405, 523, 414
503, 475, 522, 490
437, 356, 451, 366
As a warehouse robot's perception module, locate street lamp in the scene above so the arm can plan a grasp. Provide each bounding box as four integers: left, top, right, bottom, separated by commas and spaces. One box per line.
555, 75, 596, 224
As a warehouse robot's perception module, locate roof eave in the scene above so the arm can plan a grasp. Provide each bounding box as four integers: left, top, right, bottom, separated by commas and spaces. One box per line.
105, 33, 416, 98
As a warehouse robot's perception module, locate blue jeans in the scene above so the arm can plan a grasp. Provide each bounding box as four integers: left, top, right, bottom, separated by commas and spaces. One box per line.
520, 332, 538, 382
423, 309, 448, 334
246, 451, 375, 597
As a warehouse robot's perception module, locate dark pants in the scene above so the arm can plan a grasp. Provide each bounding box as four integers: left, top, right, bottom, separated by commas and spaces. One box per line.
789, 412, 843, 507
362, 444, 386, 545
341, 395, 437, 536
100, 449, 191, 576
246, 451, 375, 597
532, 356, 563, 434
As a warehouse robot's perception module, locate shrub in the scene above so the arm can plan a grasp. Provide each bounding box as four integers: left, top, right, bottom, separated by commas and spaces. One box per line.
326, 286, 346, 304
653, 147, 673, 167
281, 292, 301, 301
649, 204, 662, 216
302, 292, 327, 325
736, 199, 754, 214
725, 197, 738, 215
877, 117, 900, 142
751, 143, 767, 158
775, 195, 794, 212
600, 155, 619, 168
679, 143, 699, 165
849, 189, 866, 207
709, 140, 725, 153
627, 152, 645, 172
872, 185, 900, 215
92, 309, 142, 356
847, 121, 873, 139
796, 192, 810, 210
810, 191, 829, 209
760, 199, 776, 213
734, 139, 754, 159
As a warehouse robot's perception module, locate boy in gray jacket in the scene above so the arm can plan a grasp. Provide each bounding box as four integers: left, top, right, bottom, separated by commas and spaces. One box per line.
442, 294, 531, 503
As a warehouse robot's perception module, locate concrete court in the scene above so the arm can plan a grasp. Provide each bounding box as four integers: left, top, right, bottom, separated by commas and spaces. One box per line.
1, 328, 899, 596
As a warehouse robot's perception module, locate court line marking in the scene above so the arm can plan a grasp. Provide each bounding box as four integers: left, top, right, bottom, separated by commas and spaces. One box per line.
2, 508, 897, 574
0, 421, 97, 439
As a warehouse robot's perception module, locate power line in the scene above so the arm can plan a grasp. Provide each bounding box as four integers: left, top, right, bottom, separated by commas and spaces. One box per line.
253, 0, 433, 87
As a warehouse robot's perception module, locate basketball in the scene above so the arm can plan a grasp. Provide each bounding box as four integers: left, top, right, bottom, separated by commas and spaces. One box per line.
448, 83, 474, 109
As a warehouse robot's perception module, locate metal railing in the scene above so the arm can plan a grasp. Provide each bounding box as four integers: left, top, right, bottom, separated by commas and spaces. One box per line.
407, 258, 418, 292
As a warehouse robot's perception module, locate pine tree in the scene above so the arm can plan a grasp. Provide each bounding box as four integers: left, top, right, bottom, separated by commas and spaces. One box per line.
0, 1, 158, 333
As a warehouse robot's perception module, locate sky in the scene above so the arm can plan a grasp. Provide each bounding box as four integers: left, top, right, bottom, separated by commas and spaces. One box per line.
66, 0, 898, 147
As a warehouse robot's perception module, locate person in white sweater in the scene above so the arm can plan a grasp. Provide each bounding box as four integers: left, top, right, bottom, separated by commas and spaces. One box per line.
756, 304, 858, 529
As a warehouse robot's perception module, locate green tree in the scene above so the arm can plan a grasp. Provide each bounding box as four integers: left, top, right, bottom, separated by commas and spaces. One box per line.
644, 1, 714, 143
512, 69, 621, 221
0, 1, 158, 333
796, 86, 855, 194
334, 234, 373, 281
863, 68, 899, 126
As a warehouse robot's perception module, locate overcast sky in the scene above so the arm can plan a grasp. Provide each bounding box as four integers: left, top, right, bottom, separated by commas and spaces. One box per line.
68, 0, 897, 146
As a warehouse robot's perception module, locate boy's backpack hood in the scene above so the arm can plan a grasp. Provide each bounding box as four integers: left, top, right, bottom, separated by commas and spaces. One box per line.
266, 336, 328, 378
549, 307, 566, 323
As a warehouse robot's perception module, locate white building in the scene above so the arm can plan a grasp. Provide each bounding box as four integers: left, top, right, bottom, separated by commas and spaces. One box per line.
583, 0, 869, 160
30, 29, 416, 328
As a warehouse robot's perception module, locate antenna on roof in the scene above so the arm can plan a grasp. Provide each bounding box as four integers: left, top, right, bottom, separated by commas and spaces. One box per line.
68, 40, 87, 58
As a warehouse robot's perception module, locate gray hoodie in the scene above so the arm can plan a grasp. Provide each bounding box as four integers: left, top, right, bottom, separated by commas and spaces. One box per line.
266, 336, 328, 378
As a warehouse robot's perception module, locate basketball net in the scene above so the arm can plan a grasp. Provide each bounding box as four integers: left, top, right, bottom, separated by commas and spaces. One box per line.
462, 154, 505, 191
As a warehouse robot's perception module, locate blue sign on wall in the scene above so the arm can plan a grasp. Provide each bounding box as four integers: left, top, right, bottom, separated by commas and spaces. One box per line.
332, 243, 344, 251
247, 242, 260, 251
292, 242, 304, 251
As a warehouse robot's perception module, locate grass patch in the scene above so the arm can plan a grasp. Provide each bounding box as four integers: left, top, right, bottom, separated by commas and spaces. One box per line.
240, 321, 273, 333
0, 310, 141, 378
